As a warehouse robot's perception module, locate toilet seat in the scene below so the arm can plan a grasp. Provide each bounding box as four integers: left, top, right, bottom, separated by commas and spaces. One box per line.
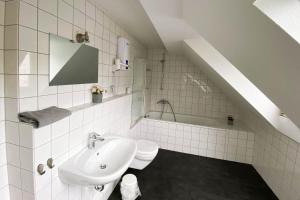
136, 140, 158, 160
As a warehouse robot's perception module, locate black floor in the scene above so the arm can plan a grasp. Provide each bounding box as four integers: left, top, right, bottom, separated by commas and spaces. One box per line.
109, 149, 278, 200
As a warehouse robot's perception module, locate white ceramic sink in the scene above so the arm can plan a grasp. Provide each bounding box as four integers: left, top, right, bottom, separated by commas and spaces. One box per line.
58, 137, 137, 186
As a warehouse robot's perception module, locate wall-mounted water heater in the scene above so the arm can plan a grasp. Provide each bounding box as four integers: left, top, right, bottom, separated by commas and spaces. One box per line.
113, 37, 129, 71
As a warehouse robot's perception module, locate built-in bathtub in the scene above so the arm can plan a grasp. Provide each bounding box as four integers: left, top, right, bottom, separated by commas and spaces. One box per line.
145, 111, 226, 128
129, 111, 255, 164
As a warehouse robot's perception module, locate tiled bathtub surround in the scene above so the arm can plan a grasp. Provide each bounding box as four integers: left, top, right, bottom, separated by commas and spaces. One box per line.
13, 94, 132, 200
147, 49, 239, 119
130, 118, 255, 164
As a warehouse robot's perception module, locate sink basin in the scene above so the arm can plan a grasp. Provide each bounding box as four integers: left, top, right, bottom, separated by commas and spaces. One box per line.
58, 137, 137, 186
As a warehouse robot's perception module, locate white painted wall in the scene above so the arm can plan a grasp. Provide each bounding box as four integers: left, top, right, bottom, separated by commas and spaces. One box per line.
95, 0, 164, 48
254, 0, 300, 44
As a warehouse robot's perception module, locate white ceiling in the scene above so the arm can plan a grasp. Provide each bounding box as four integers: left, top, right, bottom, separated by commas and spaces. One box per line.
95, 0, 164, 48
139, 0, 300, 141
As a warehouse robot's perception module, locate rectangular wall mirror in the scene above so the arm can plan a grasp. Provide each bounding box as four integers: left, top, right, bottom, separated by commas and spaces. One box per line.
49, 34, 99, 86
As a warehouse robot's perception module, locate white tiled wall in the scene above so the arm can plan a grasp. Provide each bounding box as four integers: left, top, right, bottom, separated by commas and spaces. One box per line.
2, 0, 146, 199
14, 94, 132, 200
0, 1, 10, 199
4, 0, 146, 114
130, 118, 254, 164
147, 49, 239, 119
242, 110, 300, 200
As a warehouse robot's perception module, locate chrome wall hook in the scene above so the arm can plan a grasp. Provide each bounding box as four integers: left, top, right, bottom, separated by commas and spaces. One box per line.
37, 164, 46, 175
47, 158, 55, 169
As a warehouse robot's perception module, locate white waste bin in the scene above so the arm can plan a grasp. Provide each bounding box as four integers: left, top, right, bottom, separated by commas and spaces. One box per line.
120, 174, 141, 200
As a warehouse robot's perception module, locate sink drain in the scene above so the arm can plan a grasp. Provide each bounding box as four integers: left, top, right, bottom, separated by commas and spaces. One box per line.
99, 164, 107, 169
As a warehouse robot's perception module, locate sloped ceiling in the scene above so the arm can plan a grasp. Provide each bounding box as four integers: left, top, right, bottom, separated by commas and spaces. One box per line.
140, 0, 300, 141
181, 0, 300, 129
95, 0, 164, 48
139, 0, 300, 136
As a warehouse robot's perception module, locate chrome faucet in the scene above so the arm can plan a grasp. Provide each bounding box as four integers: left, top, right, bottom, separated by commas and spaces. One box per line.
88, 132, 105, 149
157, 99, 177, 122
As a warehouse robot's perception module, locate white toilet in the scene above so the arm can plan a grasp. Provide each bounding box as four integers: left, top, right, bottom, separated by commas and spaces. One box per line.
130, 140, 159, 170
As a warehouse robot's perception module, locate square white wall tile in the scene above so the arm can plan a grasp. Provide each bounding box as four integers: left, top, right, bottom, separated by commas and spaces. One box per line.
37, 53, 48, 75
9, 186, 22, 200
5, 0, 19, 25
5, 98, 19, 122
19, 123, 34, 148
38, 94, 57, 109
58, 19, 72, 39
4, 75, 18, 98
38, 9, 57, 34
19, 51, 38, 74
0, 1, 4, 26
5, 121, 19, 145
73, 91, 84, 106
19, 1, 37, 29
52, 117, 70, 139
74, 0, 85, 13
86, 17, 95, 33
19, 97, 38, 112
86, 1, 95, 19
38, 75, 57, 95
58, 0, 73, 23
19, 26, 37, 52
74, 9, 85, 29
6, 144, 20, 166
4, 25, 18, 49
21, 169, 34, 192
19, 75, 37, 98
57, 85, 72, 93
33, 125, 51, 147
20, 148, 33, 171
38, 32, 49, 54
38, 0, 57, 15
70, 110, 83, 131
58, 92, 72, 108
51, 134, 68, 159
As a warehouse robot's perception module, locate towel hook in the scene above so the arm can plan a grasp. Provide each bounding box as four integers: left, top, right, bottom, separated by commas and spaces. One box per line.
47, 158, 55, 169
37, 164, 46, 175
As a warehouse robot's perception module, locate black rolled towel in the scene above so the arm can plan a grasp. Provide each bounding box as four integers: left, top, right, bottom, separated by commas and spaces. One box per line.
18, 106, 71, 128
